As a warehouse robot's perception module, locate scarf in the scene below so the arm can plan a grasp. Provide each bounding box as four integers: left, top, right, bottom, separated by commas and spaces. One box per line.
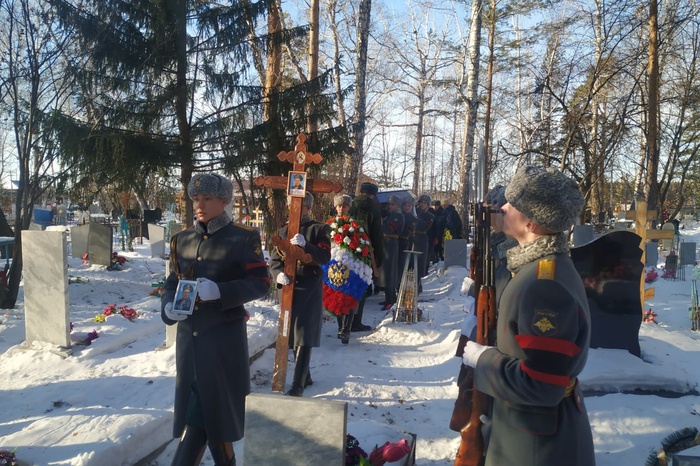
506, 232, 569, 273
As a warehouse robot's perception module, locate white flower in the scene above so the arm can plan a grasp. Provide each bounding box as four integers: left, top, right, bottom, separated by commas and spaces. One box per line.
349, 227, 355, 233
331, 223, 338, 229
343, 236, 351, 245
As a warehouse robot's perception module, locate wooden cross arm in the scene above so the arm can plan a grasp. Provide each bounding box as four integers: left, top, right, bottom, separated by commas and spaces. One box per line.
254, 176, 343, 194
645, 229, 675, 240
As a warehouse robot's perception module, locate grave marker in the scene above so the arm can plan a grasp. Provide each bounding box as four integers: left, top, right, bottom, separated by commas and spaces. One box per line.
147, 224, 166, 259
680, 242, 697, 266
22, 231, 71, 350
573, 224, 594, 247
70, 222, 113, 266
645, 242, 659, 267
444, 239, 468, 269
253, 133, 342, 393
244, 393, 347, 466
571, 230, 644, 357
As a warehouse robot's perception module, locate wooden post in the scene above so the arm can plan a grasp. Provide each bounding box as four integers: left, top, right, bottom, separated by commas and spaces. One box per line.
254, 133, 342, 393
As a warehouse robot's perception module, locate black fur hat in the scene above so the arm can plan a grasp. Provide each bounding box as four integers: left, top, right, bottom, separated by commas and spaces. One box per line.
360, 182, 379, 196
505, 166, 584, 232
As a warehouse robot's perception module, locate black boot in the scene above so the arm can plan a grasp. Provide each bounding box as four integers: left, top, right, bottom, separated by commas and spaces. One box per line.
171, 425, 207, 466
285, 346, 311, 397
208, 442, 236, 466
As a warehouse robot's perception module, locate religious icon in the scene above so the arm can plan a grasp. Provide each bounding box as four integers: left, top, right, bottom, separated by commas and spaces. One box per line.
295, 151, 306, 164
173, 280, 198, 315
288, 171, 307, 197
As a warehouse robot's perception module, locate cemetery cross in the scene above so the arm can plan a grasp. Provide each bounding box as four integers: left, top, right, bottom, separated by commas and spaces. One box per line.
625, 198, 675, 308
254, 133, 342, 393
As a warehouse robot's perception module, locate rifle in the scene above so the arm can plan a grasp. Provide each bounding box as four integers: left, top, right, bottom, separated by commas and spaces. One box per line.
452, 142, 498, 466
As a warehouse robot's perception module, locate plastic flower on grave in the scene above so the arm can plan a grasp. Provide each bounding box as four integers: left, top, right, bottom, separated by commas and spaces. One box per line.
322, 216, 374, 316
93, 314, 106, 323
86, 330, 99, 342
645, 268, 659, 283
344, 434, 368, 465
102, 304, 118, 316
0, 448, 17, 466
368, 438, 411, 465
117, 305, 139, 321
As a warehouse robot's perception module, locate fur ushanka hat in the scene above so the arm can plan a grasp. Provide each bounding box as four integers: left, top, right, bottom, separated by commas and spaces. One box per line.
334, 194, 352, 207
485, 184, 507, 208
188, 173, 233, 204
505, 165, 584, 232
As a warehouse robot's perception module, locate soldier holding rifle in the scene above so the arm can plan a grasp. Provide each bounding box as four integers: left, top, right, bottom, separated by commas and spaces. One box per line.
459, 165, 595, 466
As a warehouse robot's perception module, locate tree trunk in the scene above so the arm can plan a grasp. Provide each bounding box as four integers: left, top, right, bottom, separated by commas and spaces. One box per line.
174, 0, 193, 227
483, 0, 496, 188
306, 0, 320, 135
347, 0, 371, 195
645, 0, 660, 217
458, 0, 482, 225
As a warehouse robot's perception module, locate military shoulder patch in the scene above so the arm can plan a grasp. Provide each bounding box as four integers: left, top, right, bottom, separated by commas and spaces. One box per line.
531, 309, 558, 336
536, 259, 556, 280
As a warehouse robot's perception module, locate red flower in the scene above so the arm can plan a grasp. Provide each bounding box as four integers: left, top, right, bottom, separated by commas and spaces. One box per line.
361, 247, 369, 257
334, 233, 343, 244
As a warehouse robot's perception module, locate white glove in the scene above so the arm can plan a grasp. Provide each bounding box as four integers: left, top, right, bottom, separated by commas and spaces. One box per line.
462, 277, 476, 296
462, 340, 491, 368
164, 302, 187, 321
197, 278, 221, 301
461, 313, 477, 339
290, 233, 306, 248
276, 273, 291, 286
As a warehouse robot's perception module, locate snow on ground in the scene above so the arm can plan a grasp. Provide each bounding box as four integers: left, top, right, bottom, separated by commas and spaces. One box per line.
1, 224, 700, 465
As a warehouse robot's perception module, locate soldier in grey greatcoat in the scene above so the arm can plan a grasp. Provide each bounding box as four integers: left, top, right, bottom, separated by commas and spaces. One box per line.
162, 173, 270, 466
461, 166, 595, 466
414, 194, 434, 292
381, 195, 405, 310
399, 197, 417, 277
269, 192, 331, 396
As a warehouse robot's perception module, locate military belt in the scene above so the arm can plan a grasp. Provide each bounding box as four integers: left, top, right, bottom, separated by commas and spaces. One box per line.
384, 234, 399, 239
414, 231, 427, 235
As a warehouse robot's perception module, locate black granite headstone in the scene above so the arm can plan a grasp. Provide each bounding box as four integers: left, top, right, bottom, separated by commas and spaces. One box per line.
571, 230, 644, 357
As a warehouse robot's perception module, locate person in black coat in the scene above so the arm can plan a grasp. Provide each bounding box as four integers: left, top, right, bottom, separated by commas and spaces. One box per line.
162, 173, 270, 466
269, 192, 332, 396
442, 199, 463, 239
348, 182, 383, 331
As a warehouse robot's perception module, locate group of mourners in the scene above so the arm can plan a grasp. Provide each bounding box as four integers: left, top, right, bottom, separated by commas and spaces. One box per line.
159, 164, 596, 466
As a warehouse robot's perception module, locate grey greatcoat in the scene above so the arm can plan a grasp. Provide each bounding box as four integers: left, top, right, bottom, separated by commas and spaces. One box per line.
161, 219, 270, 444
474, 234, 595, 466
269, 215, 331, 348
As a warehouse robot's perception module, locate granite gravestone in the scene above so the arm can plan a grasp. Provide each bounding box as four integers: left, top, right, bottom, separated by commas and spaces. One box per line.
22, 231, 71, 349
571, 230, 644, 357
646, 242, 659, 267
89, 222, 113, 266
70, 224, 90, 259
244, 393, 347, 466
444, 239, 468, 269
680, 242, 697, 267
147, 224, 166, 259
573, 224, 594, 247
70, 223, 113, 266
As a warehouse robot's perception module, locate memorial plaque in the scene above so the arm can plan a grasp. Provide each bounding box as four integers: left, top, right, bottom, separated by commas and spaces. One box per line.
571, 230, 644, 357
660, 223, 676, 250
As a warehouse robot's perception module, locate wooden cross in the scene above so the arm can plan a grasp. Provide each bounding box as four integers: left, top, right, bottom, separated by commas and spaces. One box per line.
624, 198, 675, 308
254, 133, 342, 393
